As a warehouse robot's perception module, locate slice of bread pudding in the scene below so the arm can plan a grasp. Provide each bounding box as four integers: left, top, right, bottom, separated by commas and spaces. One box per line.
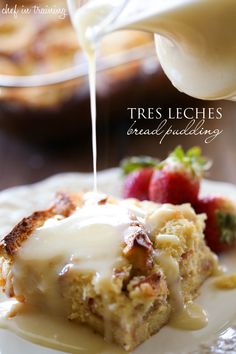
0, 192, 215, 351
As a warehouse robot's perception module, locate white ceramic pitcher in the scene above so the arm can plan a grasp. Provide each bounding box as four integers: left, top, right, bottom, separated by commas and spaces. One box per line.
68, 0, 236, 101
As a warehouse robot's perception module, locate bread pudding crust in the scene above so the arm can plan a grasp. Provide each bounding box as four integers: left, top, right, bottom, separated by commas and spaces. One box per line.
0, 192, 78, 258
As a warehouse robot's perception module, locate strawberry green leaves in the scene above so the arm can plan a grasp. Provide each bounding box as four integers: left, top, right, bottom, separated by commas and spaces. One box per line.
121, 156, 159, 175
217, 210, 236, 246
164, 146, 211, 177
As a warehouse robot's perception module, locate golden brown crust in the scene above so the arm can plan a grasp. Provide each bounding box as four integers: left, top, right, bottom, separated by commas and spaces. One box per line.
51, 191, 78, 217
98, 197, 108, 205
0, 210, 52, 258
123, 221, 153, 274
0, 192, 78, 258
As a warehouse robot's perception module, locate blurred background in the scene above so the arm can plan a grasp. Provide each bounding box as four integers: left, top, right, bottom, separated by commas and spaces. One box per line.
0, 0, 235, 191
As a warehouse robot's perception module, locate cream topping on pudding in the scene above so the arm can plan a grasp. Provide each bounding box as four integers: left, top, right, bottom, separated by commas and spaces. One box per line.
12, 201, 139, 312
155, 249, 208, 331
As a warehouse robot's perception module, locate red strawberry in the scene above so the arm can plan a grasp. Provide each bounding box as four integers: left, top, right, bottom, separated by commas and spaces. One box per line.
121, 156, 159, 201
149, 146, 209, 205
123, 168, 154, 201
194, 196, 236, 253
149, 169, 199, 205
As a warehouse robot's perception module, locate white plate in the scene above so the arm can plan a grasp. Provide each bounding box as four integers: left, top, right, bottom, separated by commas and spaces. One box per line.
0, 168, 236, 354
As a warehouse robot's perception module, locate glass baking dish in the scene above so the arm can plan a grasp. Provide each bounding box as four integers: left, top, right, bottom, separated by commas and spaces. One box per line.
1, 52, 177, 142
0, 0, 194, 142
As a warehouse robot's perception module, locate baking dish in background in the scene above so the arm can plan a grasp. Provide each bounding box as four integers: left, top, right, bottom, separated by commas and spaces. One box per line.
0, 0, 199, 143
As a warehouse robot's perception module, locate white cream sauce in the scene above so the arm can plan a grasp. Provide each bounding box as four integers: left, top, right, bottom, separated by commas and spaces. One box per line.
0, 294, 124, 354
12, 201, 135, 311
155, 251, 208, 331
170, 302, 208, 331
155, 251, 183, 311
88, 54, 97, 192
